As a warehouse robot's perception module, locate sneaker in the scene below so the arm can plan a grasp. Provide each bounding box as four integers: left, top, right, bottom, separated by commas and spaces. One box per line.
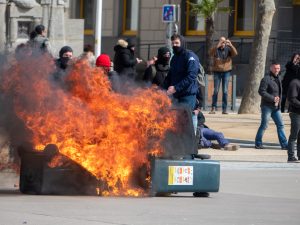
224, 144, 239, 151
222, 111, 228, 114
209, 107, 216, 114
281, 146, 288, 150
255, 145, 264, 149
287, 157, 299, 163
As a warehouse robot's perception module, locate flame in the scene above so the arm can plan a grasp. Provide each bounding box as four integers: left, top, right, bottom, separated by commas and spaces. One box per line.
1, 54, 176, 196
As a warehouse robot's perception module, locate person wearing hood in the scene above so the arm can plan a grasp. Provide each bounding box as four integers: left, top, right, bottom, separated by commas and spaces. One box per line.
113, 38, 142, 78
281, 53, 300, 112
143, 47, 171, 87
163, 34, 200, 111
53, 46, 74, 81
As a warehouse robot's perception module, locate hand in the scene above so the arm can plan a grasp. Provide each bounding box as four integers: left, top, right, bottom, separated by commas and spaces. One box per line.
166, 86, 176, 96
136, 58, 143, 63
147, 56, 157, 67
226, 39, 232, 46
274, 96, 280, 103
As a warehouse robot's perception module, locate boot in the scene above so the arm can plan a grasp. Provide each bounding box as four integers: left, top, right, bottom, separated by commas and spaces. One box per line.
209, 107, 216, 114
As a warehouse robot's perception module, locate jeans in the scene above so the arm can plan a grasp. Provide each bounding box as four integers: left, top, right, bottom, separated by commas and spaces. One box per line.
255, 106, 288, 148
288, 112, 300, 158
177, 95, 196, 111
212, 71, 231, 111
200, 127, 229, 148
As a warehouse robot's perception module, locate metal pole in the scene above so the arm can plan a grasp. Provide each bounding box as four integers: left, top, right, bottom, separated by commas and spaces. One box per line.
95, 0, 102, 57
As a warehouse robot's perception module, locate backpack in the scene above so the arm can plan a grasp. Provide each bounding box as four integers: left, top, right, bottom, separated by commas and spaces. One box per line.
197, 63, 206, 87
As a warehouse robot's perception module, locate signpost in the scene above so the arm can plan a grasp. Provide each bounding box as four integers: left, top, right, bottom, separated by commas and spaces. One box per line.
162, 4, 178, 48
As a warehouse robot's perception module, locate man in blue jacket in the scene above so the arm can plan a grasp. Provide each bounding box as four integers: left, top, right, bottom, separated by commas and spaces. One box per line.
164, 34, 200, 111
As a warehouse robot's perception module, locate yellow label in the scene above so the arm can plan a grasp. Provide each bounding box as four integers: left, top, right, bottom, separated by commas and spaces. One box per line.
168, 166, 193, 185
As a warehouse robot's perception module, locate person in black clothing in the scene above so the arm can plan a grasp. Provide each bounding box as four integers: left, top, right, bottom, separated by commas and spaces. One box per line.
113, 38, 142, 78
53, 46, 73, 82
281, 53, 300, 112
143, 47, 171, 87
287, 77, 300, 162
255, 61, 288, 149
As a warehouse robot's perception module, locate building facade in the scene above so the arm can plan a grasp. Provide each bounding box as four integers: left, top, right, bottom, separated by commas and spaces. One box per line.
0, 0, 300, 94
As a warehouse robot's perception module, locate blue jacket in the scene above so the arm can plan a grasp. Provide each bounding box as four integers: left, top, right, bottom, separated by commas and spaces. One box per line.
164, 49, 200, 98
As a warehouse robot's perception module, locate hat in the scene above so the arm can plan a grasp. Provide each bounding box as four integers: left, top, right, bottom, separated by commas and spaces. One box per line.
126, 38, 135, 48
59, 46, 73, 58
96, 54, 111, 68
158, 47, 170, 57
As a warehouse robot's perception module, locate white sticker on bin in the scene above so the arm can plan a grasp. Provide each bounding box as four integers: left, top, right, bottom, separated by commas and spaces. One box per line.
168, 166, 193, 185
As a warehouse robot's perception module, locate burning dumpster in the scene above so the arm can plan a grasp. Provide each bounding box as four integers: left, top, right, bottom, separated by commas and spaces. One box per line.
1, 55, 219, 197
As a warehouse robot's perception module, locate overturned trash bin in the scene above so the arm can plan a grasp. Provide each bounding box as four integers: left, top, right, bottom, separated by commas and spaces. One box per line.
18, 106, 220, 197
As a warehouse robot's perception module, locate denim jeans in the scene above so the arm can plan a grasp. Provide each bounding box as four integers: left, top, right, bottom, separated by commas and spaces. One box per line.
177, 95, 196, 111
288, 112, 300, 158
212, 71, 231, 111
255, 106, 288, 148
200, 127, 229, 148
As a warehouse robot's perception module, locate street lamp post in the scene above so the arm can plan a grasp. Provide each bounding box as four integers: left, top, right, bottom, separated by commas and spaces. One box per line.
95, 0, 102, 57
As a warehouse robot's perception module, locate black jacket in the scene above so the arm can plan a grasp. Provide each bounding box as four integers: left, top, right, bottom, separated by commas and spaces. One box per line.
113, 41, 137, 77
143, 64, 170, 87
282, 61, 300, 95
287, 78, 300, 114
258, 72, 282, 109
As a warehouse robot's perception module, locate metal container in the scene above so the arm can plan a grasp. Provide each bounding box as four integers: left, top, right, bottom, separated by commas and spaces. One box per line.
150, 158, 220, 196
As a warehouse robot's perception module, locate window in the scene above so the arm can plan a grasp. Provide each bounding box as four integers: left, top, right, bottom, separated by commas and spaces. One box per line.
80, 0, 95, 35
186, 0, 205, 35
123, 0, 139, 35
234, 0, 256, 36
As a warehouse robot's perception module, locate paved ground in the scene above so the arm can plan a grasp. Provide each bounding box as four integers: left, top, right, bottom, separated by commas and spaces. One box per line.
199, 112, 291, 163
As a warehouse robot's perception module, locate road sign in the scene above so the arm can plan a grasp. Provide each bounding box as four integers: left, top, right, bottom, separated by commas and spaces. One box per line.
162, 4, 176, 23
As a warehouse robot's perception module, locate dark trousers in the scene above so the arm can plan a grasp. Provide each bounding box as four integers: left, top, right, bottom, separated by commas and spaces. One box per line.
288, 112, 300, 158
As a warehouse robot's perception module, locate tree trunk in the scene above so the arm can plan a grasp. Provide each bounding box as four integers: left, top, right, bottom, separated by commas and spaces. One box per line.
205, 16, 214, 74
238, 0, 276, 114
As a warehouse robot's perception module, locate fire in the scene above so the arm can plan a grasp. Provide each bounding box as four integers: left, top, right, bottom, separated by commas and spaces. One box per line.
1, 53, 176, 196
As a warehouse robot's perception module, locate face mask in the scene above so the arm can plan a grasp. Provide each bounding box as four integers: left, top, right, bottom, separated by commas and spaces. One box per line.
162, 56, 170, 64
172, 46, 182, 54
60, 57, 70, 69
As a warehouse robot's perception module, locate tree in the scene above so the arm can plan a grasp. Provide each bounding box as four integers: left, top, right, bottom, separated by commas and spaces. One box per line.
238, 0, 276, 114
188, 0, 231, 73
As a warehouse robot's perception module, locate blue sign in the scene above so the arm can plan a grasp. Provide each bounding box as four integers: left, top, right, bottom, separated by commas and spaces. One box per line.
162, 5, 176, 22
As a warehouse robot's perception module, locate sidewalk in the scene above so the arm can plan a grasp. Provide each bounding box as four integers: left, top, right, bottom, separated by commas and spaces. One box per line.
198, 111, 291, 163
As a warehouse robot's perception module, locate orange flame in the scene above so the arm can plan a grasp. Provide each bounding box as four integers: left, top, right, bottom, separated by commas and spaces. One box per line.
1, 54, 176, 196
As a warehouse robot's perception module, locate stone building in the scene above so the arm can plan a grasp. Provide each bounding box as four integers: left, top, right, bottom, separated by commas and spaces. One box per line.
0, 0, 300, 92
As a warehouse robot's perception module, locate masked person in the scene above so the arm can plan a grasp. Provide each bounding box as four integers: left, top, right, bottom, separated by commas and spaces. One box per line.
143, 47, 171, 87
163, 34, 200, 111
53, 46, 73, 81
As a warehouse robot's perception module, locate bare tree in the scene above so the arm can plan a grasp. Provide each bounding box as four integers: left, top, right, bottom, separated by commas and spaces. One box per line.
238, 0, 276, 114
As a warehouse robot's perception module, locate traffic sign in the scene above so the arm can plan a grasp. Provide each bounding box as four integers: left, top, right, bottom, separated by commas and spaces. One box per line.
162, 4, 176, 23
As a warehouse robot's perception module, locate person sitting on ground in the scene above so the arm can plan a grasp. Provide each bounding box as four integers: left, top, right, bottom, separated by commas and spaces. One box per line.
196, 111, 239, 150
143, 47, 171, 87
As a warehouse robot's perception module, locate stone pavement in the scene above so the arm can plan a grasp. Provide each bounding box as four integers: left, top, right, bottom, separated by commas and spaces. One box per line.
199, 111, 291, 163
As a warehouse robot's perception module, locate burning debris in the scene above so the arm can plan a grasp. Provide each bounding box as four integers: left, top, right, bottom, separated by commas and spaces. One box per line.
0, 52, 180, 196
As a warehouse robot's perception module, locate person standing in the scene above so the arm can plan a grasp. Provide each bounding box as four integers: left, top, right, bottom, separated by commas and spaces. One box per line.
53, 46, 74, 82
286, 76, 300, 162
113, 38, 142, 78
255, 61, 288, 150
163, 34, 200, 111
281, 53, 300, 112
29, 24, 51, 55
143, 47, 171, 87
209, 37, 238, 114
